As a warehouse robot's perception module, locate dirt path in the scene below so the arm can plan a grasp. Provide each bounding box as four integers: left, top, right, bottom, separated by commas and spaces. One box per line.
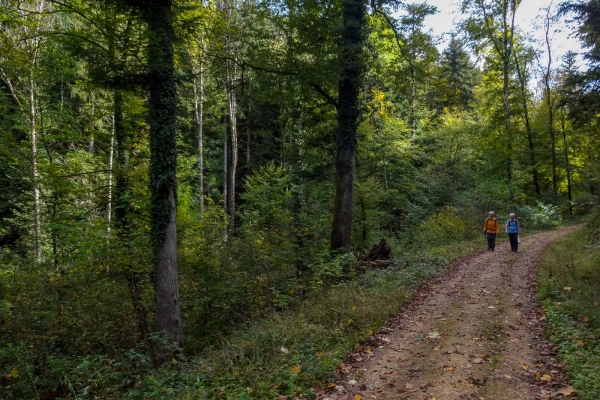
320, 226, 580, 400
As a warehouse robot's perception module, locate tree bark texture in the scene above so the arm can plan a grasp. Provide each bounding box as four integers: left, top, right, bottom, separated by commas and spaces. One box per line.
145, 0, 184, 360
225, 24, 238, 232
29, 76, 42, 264
107, 112, 115, 232
113, 91, 130, 231
330, 0, 366, 253
543, 10, 558, 199
193, 63, 205, 215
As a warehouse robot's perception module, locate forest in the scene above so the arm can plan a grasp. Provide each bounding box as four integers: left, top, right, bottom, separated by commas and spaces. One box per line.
0, 0, 599, 398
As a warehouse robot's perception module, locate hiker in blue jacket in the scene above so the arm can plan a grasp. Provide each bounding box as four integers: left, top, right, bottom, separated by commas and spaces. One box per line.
505, 213, 521, 252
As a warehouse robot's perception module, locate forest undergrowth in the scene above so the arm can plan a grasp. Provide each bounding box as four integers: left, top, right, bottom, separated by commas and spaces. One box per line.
0, 210, 564, 400
539, 217, 600, 400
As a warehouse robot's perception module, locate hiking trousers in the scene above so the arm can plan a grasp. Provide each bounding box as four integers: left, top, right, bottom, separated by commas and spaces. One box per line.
509, 233, 519, 251
486, 233, 497, 250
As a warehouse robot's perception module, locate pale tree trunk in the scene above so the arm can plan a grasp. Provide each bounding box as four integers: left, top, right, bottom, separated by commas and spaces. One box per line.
88, 97, 95, 154
542, 6, 558, 200
29, 76, 42, 264
223, 130, 228, 238
503, 62, 512, 183
107, 112, 115, 233
225, 31, 238, 232
193, 62, 205, 215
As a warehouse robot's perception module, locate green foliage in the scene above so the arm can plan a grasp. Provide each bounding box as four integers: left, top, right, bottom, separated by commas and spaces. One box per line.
418, 206, 467, 245
539, 229, 600, 399
0, 236, 483, 399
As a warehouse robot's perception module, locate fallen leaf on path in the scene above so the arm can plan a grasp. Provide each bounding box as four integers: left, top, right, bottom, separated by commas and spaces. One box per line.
348, 379, 357, 385
522, 365, 529, 370
472, 358, 484, 364
354, 395, 363, 400
428, 331, 440, 339
540, 374, 552, 382
557, 385, 576, 397
357, 370, 363, 377
404, 383, 414, 390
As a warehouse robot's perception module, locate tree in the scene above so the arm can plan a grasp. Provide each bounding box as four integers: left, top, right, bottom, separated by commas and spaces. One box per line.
440, 37, 480, 110
537, 5, 558, 199
513, 43, 541, 196
0, 0, 47, 264
461, 0, 519, 183
330, 0, 367, 253
122, 0, 184, 361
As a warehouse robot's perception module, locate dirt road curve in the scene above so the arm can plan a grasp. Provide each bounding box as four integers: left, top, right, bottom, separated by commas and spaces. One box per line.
322, 226, 581, 400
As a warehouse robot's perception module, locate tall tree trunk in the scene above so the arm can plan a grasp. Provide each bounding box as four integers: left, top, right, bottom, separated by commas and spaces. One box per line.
544, 82, 558, 199
145, 0, 183, 362
514, 52, 541, 196
223, 127, 228, 238
543, 9, 558, 200
410, 67, 416, 137
29, 76, 42, 264
193, 64, 205, 215
560, 110, 573, 214
113, 91, 130, 230
107, 112, 115, 232
225, 42, 238, 232
503, 60, 512, 184
330, 0, 366, 253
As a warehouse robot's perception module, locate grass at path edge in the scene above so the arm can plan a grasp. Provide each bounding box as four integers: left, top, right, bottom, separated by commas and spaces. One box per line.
538, 228, 600, 400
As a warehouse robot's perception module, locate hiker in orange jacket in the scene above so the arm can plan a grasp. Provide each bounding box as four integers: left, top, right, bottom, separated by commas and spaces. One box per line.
483, 211, 500, 251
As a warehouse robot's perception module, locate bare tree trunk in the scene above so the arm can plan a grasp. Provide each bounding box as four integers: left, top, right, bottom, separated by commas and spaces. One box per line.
226, 51, 238, 232
223, 129, 228, 239
503, 61, 512, 184
193, 63, 205, 215
410, 67, 416, 137
107, 112, 115, 233
88, 97, 95, 154
29, 76, 42, 264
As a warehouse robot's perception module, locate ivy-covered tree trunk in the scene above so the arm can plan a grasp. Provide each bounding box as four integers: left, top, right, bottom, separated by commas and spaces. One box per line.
145, 0, 184, 361
330, 0, 366, 253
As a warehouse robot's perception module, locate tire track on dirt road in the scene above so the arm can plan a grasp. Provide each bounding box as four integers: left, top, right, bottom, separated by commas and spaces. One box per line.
320, 226, 581, 400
